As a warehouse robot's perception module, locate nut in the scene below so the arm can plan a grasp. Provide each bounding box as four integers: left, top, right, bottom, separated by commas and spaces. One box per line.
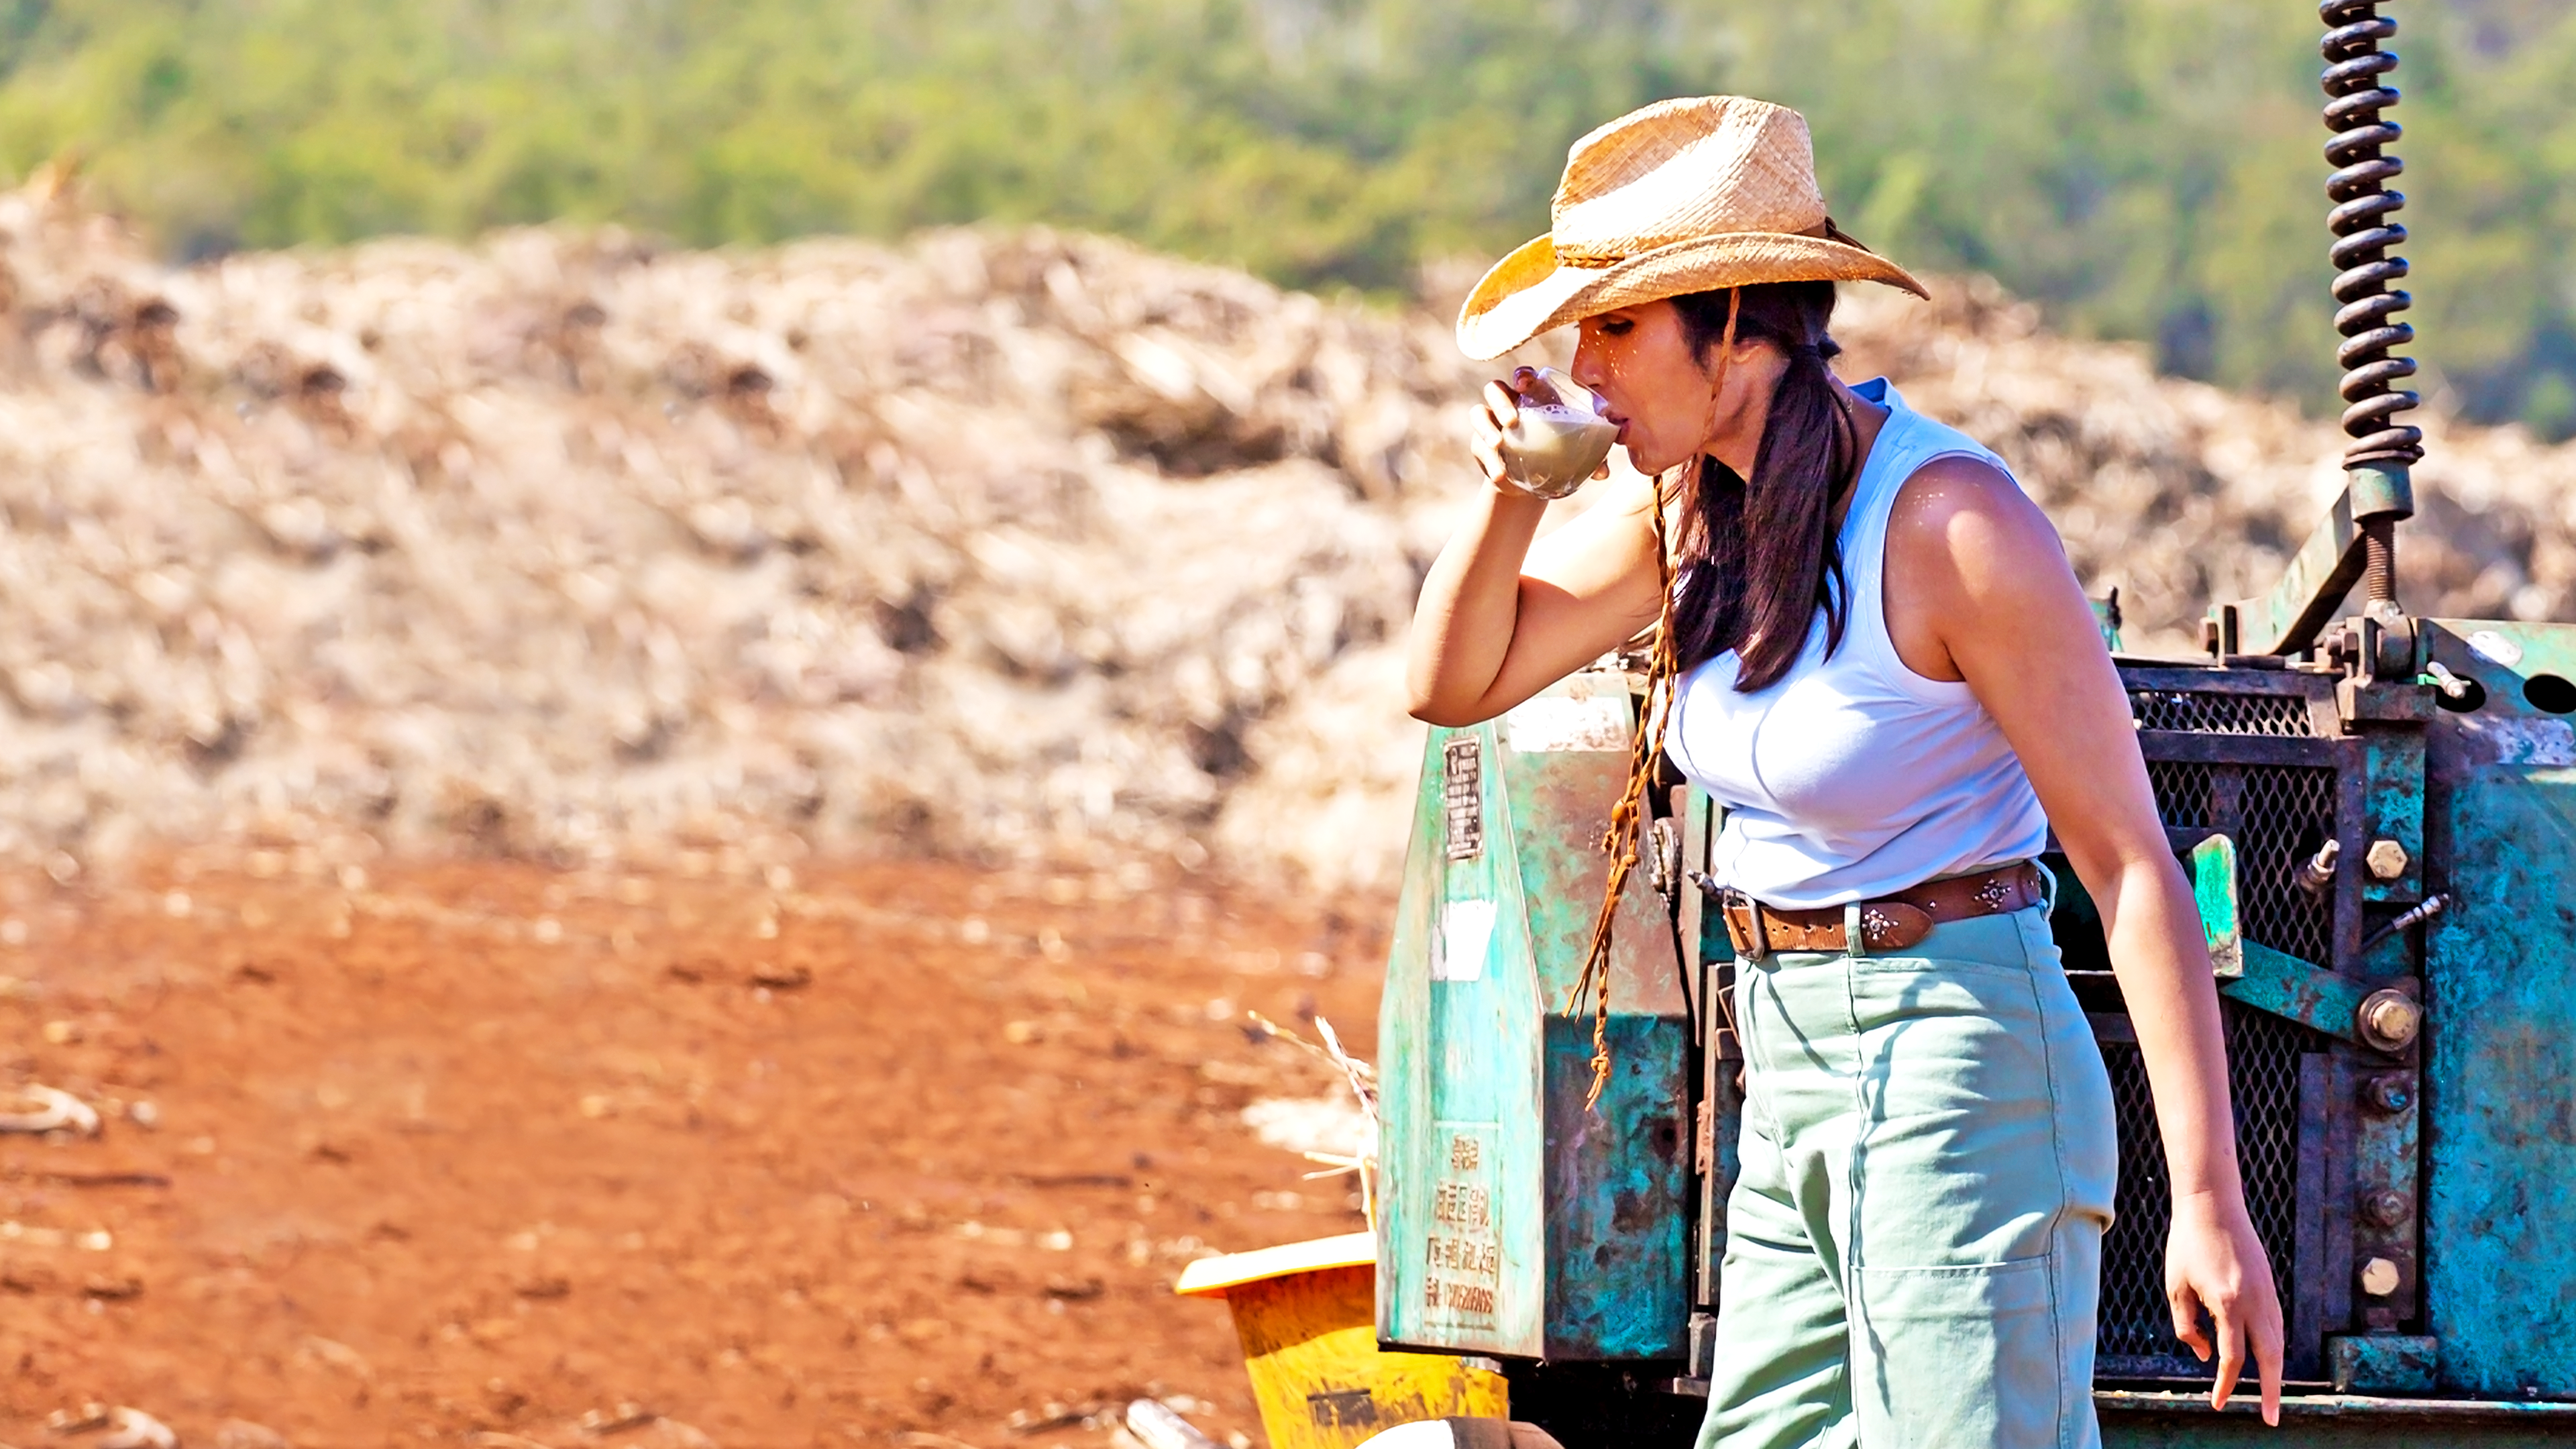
2365, 839, 2410, 881
2364, 1073, 2414, 1114
2359, 1256, 2402, 1297
2359, 989, 2422, 1053
2364, 1189, 2410, 1228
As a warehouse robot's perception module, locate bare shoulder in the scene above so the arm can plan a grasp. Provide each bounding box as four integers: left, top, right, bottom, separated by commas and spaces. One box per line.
1882, 452, 2072, 604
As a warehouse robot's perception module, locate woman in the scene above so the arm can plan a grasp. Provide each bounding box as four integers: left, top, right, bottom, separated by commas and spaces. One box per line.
1406, 96, 2283, 1447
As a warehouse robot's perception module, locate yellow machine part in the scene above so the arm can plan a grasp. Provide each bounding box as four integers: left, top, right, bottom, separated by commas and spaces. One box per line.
1177, 1233, 1509, 1449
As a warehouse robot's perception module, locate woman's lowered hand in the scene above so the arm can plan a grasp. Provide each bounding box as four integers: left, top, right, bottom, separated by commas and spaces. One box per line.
2167, 1187, 2285, 1426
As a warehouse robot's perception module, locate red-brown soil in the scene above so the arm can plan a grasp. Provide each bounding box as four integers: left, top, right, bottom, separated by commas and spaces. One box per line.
0, 859, 1390, 1449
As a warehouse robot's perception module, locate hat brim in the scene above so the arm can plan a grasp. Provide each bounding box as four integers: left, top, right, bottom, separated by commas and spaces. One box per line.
1454, 230, 1929, 362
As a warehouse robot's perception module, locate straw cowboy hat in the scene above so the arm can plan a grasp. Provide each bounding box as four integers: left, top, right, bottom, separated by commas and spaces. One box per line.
1456, 95, 1928, 360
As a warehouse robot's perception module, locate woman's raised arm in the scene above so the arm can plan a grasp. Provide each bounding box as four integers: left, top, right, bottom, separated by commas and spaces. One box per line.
1404, 380, 1668, 726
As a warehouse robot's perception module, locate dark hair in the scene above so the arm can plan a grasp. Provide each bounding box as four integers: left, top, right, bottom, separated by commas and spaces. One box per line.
1664, 280, 1862, 693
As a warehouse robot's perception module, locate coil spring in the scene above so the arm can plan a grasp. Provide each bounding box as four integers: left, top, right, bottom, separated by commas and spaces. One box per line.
2321, 0, 2423, 470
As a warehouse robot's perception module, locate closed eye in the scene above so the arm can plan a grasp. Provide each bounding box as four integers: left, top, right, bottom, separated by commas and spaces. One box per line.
1599, 317, 1634, 336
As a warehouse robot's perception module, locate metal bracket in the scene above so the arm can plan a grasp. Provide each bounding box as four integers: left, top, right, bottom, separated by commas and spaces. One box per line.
2223, 943, 2381, 1046
2184, 830, 2385, 1044
2186, 834, 2245, 978
2210, 468, 2415, 657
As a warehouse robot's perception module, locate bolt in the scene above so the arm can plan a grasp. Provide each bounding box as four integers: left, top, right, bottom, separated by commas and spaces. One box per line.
2364, 1074, 2414, 1114
2365, 839, 2410, 881
2359, 989, 2422, 1053
2364, 1189, 2410, 1228
2359, 1256, 2402, 1297
2295, 840, 2341, 898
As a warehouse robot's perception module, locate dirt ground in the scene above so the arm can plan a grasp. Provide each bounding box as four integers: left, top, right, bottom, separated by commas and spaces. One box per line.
0, 857, 1391, 1449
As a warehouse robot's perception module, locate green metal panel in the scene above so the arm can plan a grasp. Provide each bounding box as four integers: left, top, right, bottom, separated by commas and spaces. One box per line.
1379, 718, 1546, 1356
2358, 722, 2426, 908
2219, 941, 2372, 1045
2188, 835, 2244, 977
1377, 673, 1691, 1363
2421, 619, 2576, 1397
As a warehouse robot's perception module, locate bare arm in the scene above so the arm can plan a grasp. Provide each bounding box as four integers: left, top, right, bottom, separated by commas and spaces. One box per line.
1888, 456, 2285, 1426
1405, 378, 1667, 726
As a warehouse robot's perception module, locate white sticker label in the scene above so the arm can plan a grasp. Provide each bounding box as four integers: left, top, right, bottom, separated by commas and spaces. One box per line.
2469, 630, 2526, 668
2460, 714, 2576, 767
1505, 694, 1630, 753
1433, 899, 1497, 981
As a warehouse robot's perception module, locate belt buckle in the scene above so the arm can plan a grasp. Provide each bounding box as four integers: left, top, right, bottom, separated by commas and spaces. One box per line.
1723, 887, 1770, 963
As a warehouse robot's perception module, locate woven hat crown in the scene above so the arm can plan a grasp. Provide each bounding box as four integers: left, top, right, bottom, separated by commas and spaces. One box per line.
1550, 97, 1827, 267
1454, 94, 1921, 360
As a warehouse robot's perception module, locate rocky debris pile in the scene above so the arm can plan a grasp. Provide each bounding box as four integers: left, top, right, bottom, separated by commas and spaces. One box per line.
0, 174, 2567, 887
0, 176, 1543, 884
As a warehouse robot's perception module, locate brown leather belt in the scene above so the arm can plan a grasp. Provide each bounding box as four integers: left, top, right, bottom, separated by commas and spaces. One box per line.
1715, 861, 2048, 959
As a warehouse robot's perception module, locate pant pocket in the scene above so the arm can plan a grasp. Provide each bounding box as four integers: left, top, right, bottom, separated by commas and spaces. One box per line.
1851, 1256, 2076, 1449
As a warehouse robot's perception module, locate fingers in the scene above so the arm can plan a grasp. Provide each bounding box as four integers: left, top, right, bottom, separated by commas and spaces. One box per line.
1475, 378, 1523, 490
2254, 1291, 2286, 1426
2208, 1297, 2247, 1413
2169, 1285, 2211, 1364
1470, 399, 1505, 487
1511, 366, 1562, 408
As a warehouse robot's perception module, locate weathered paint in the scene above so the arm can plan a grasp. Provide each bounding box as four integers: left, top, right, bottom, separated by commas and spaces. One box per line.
2218, 940, 2371, 1045
2190, 834, 2245, 978
2326, 1334, 2436, 1395
2176, 838, 2381, 1044
1380, 717, 1544, 1356
2100, 1391, 2576, 1448
1378, 672, 1691, 1362
2421, 618, 2576, 1398
2357, 722, 2426, 908
1543, 1011, 1690, 1357
1218, 1263, 1511, 1449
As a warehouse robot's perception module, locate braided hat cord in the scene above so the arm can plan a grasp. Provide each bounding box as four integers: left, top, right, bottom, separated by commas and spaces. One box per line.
1565, 288, 1737, 1110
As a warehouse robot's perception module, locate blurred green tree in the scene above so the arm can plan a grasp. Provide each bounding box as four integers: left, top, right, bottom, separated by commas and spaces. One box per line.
0, 0, 2568, 433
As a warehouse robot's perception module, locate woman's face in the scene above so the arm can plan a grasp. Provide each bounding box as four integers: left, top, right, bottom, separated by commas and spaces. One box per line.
1569, 300, 1784, 476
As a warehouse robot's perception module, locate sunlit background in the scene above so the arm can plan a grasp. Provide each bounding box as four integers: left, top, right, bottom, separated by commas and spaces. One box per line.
0, 3, 2567, 1446
3, 1, 2573, 430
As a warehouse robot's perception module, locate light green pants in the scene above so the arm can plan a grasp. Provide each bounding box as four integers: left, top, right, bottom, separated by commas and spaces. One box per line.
1695, 904, 2117, 1449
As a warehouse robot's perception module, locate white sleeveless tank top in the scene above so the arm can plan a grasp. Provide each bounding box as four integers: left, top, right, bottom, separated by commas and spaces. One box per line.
1662, 378, 2048, 909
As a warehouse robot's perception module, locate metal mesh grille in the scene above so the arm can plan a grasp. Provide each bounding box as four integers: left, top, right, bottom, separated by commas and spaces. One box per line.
2148, 761, 2212, 831
2142, 761, 2335, 965
2237, 767, 2337, 965
2098, 1038, 2175, 1364
2099, 1002, 2318, 1371
2130, 691, 2315, 737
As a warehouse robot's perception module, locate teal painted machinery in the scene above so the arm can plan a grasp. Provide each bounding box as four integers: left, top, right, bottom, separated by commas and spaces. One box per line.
1373, 2, 2576, 1443
1375, 521, 2576, 1449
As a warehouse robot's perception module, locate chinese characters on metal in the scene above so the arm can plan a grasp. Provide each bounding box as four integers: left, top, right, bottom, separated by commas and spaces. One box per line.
1424, 1132, 1500, 1320
1443, 737, 1483, 861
